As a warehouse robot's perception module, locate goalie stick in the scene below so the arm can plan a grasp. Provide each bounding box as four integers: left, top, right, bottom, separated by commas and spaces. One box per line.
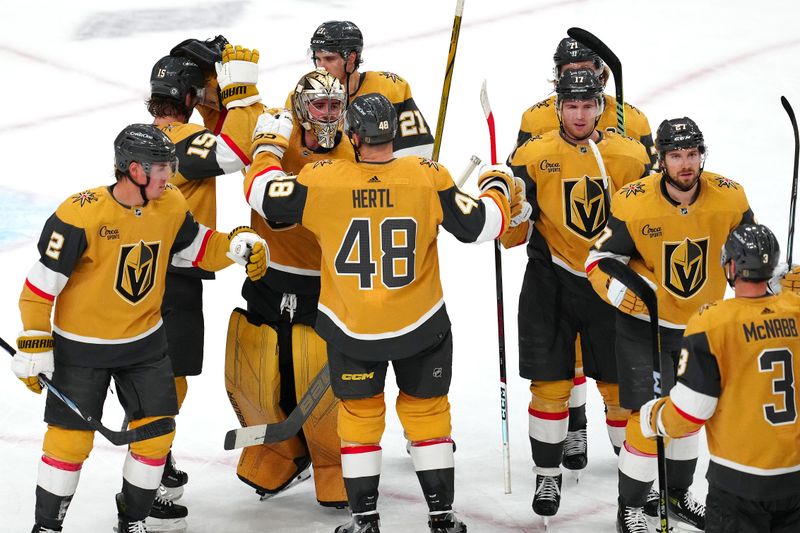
595, 260, 669, 532
0, 336, 175, 446
782, 96, 799, 265
480, 79, 512, 495
567, 27, 625, 135
224, 362, 331, 450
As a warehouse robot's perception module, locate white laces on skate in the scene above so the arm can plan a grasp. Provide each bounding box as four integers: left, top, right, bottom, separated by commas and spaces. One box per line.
563, 428, 587, 456
621, 507, 649, 533
125, 520, 147, 533
680, 491, 705, 516
535, 475, 561, 502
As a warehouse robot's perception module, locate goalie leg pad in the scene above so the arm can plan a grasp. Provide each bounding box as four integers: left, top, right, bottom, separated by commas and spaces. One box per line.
225, 308, 308, 493
338, 394, 387, 444
396, 392, 452, 442
291, 324, 346, 506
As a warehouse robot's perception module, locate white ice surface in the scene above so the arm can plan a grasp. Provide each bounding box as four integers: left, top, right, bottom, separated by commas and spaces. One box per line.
2, 0, 799, 531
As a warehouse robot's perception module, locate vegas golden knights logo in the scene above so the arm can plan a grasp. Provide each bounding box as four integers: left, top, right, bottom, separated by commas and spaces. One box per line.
563, 176, 607, 240
115, 240, 160, 304
663, 237, 708, 298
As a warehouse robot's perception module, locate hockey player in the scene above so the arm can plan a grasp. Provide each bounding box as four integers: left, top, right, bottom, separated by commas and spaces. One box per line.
305, 20, 434, 158
243, 93, 529, 533
14, 124, 267, 533
502, 68, 649, 520
147, 38, 266, 508
641, 223, 800, 533
586, 117, 755, 532
225, 69, 354, 507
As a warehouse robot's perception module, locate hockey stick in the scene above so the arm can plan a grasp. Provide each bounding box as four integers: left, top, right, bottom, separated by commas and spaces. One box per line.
480, 79, 512, 495
595, 260, 669, 532
0, 336, 175, 446
431, 0, 465, 161
782, 96, 799, 265
567, 27, 625, 135
224, 362, 331, 450
456, 154, 482, 188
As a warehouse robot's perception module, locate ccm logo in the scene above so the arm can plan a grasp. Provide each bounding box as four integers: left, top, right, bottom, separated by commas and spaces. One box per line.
341, 372, 375, 381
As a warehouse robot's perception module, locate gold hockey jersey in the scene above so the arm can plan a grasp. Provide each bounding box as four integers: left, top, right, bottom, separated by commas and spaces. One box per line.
653, 292, 800, 499
586, 172, 754, 328
513, 94, 656, 168
286, 71, 433, 158
244, 123, 357, 295
246, 157, 509, 359
19, 185, 234, 368
503, 129, 649, 275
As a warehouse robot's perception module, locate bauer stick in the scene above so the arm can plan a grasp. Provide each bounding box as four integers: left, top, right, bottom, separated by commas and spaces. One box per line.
782, 96, 799, 265
224, 362, 331, 450
0, 336, 175, 446
431, 0, 465, 161
568, 27, 625, 135
480, 79, 512, 494
595, 260, 669, 531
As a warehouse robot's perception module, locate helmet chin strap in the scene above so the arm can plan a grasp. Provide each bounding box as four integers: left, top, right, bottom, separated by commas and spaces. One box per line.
126, 171, 151, 206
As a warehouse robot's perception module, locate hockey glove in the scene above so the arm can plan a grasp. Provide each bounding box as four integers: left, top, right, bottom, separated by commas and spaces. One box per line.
509, 176, 532, 228
227, 226, 269, 281
215, 44, 261, 109
12, 330, 54, 394
252, 108, 294, 160
477, 164, 515, 201
774, 263, 800, 294
606, 274, 657, 315
639, 398, 668, 439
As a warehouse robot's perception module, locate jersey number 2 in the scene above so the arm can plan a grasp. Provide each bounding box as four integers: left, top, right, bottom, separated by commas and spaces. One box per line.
335, 218, 416, 289
759, 348, 797, 425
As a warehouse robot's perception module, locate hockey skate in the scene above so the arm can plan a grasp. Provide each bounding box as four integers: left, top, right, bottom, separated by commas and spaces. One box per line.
145, 491, 188, 532
31, 526, 61, 533
667, 488, 704, 531
116, 517, 148, 533
257, 465, 311, 501
561, 428, 588, 473
643, 487, 660, 518
532, 473, 562, 528
334, 511, 380, 533
428, 510, 467, 533
159, 452, 188, 501
616, 505, 650, 533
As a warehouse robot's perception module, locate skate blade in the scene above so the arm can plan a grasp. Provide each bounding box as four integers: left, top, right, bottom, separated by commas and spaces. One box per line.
159, 485, 184, 502
543, 515, 550, 530
568, 469, 583, 483
144, 517, 188, 532
258, 469, 312, 501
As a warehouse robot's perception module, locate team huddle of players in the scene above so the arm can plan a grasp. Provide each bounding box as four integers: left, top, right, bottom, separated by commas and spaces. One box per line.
10, 19, 800, 533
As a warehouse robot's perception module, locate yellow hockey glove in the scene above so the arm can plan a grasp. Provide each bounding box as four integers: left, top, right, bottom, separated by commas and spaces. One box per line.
227, 226, 269, 281
12, 330, 54, 394
215, 44, 261, 109
509, 176, 533, 228
606, 275, 656, 316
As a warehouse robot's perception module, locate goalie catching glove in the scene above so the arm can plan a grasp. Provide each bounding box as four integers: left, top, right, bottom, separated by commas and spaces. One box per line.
12, 330, 54, 394
227, 226, 269, 281
215, 44, 261, 109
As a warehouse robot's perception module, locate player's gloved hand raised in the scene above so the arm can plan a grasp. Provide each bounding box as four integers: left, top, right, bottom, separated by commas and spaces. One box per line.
639, 398, 668, 439
509, 177, 532, 228
606, 273, 656, 315
252, 108, 294, 159
12, 330, 54, 394
477, 164, 515, 201
227, 226, 269, 281
773, 263, 800, 294
215, 44, 261, 109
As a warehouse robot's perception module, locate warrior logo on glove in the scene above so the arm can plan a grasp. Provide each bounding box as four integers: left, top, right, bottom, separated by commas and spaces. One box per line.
663, 237, 708, 298
563, 175, 607, 240
114, 240, 160, 304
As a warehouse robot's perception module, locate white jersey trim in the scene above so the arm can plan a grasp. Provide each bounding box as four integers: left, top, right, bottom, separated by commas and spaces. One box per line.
341, 448, 382, 478
317, 298, 444, 341
710, 455, 800, 476
394, 143, 433, 159
671, 382, 718, 422
54, 319, 163, 345
269, 261, 321, 277
27, 262, 69, 298
247, 168, 288, 220
172, 224, 212, 268
217, 134, 249, 173
475, 197, 503, 243
409, 441, 455, 471
552, 256, 587, 278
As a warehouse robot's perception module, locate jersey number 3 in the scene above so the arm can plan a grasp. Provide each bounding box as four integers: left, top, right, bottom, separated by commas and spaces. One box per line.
335, 218, 417, 290
759, 348, 797, 425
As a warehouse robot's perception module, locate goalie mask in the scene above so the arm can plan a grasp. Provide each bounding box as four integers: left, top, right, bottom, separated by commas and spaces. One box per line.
292, 68, 347, 149
721, 224, 779, 285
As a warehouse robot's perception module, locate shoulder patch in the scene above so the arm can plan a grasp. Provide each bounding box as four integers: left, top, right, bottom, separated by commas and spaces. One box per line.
164, 183, 179, 191
313, 159, 334, 169
418, 158, 440, 170
624, 102, 644, 116
378, 71, 404, 84
697, 301, 717, 315
71, 190, 99, 207
620, 181, 646, 198
713, 176, 740, 189
529, 98, 551, 112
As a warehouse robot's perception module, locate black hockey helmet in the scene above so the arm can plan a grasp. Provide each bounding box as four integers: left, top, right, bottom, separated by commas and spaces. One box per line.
655, 117, 706, 157
114, 124, 177, 176
555, 68, 604, 102
150, 55, 205, 101
170, 34, 229, 76
345, 93, 397, 145
721, 224, 780, 282
553, 37, 603, 75
310, 20, 363, 64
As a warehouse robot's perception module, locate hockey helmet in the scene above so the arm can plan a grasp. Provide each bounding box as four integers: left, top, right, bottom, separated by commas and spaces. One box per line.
553, 37, 603, 77
114, 124, 177, 176
721, 224, 780, 282
150, 55, 206, 101
309, 20, 363, 64
555, 68, 605, 116
345, 93, 397, 145
170, 35, 229, 76
292, 68, 347, 149
655, 117, 706, 157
